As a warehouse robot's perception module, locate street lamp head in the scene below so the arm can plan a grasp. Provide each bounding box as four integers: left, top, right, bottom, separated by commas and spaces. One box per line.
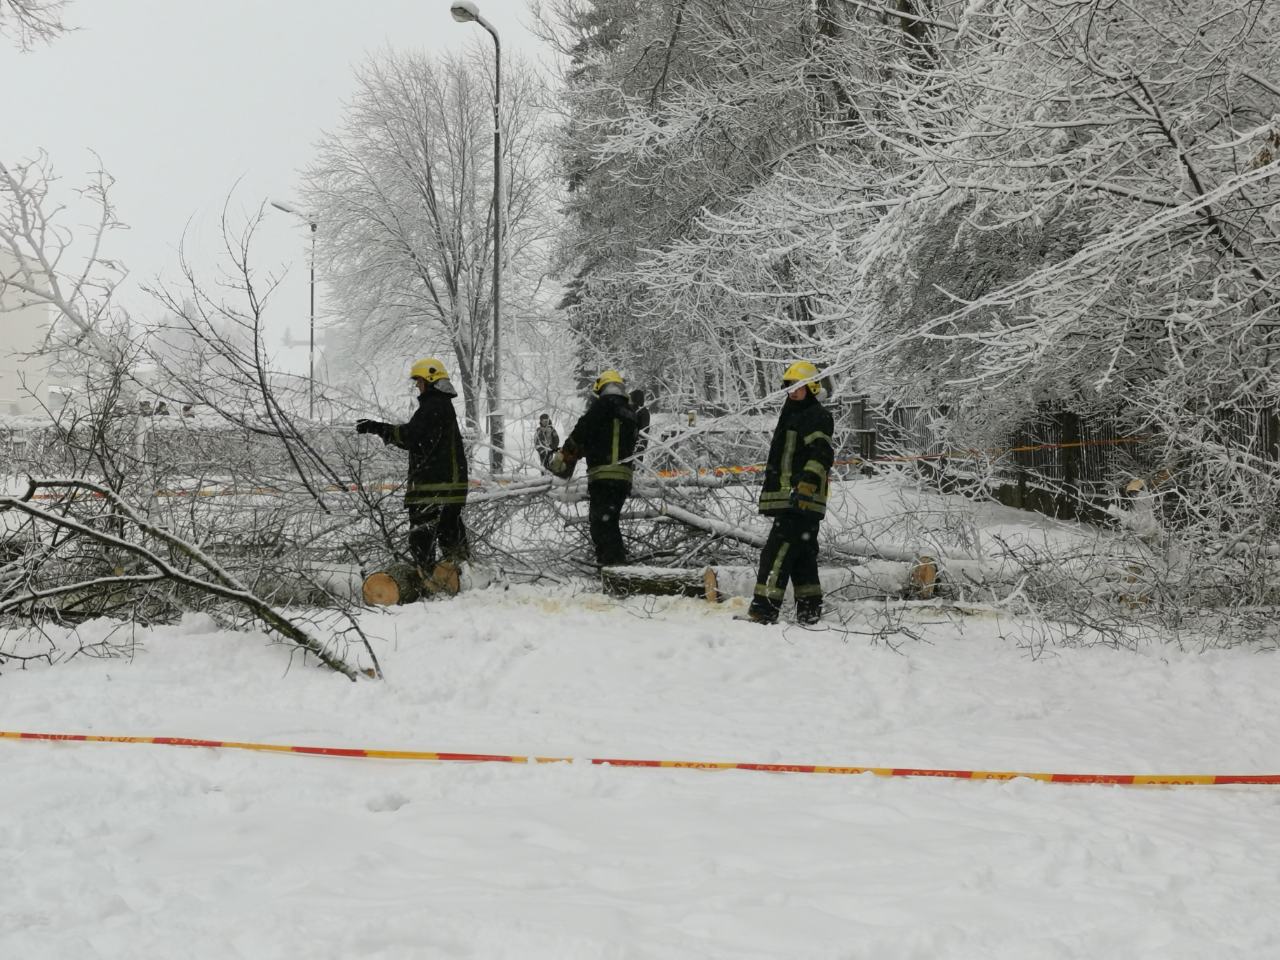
270, 198, 317, 230
450, 0, 480, 23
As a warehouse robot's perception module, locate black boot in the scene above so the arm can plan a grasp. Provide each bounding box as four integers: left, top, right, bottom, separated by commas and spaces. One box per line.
751, 598, 781, 624
796, 597, 823, 625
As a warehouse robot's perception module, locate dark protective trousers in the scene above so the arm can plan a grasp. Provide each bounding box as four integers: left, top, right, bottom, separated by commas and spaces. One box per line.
748, 512, 823, 622
407, 502, 469, 570
587, 480, 629, 566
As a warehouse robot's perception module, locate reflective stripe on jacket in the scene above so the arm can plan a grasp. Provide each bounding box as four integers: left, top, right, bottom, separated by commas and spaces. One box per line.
386, 389, 469, 506
564, 393, 638, 487
757, 392, 835, 518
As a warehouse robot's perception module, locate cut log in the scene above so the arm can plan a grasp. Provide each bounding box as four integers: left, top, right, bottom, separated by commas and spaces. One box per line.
910, 555, 938, 600
432, 561, 461, 596
363, 563, 424, 606
711, 564, 911, 602
601, 565, 718, 600
362, 561, 460, 606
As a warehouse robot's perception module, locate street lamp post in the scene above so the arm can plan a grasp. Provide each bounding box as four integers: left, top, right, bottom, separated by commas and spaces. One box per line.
450, 0, 504, 475
270, 199, 318, 419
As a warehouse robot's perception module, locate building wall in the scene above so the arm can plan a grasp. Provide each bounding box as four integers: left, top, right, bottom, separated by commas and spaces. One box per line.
0, 249, 56, 416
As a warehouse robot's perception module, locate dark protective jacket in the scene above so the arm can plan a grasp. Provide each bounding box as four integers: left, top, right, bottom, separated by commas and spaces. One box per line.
564, 392, 638, 485
758, 391, 835, 518
383, 389, 469, 506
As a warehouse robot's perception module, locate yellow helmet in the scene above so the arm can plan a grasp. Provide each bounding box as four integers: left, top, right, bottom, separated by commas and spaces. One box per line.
593, 368, 625, 394
409, 358, 450, 383
782, 360, 822, 395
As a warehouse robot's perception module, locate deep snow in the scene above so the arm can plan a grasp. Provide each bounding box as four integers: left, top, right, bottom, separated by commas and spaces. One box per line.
4, 584, 1280, 959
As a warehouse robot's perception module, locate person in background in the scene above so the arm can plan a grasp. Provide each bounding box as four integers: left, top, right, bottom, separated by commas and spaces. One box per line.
629, 389, 651, 462
548, 369, 638, 566
533, 413, 560, 471
742, 361, 835, 626
355, 357, 469, 594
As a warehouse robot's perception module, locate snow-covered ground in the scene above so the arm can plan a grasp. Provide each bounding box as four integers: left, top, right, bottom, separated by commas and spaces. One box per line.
4, 582, 1280, 958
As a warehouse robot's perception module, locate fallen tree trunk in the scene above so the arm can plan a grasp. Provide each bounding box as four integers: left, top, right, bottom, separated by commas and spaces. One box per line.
602, 565, 718, 600
710, 561, 947, 602
594, 560, 950, 603
652, 499, 979, 566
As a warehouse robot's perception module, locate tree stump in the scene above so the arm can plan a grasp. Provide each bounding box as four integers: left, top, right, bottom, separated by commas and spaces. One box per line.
702, 566, 720, 603
601, 565, 719, 602
362, 561, 460, 605
910, 555, 938, 599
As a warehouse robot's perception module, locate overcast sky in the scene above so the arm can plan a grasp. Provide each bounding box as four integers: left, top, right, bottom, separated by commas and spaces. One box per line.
1, 0, 546, 369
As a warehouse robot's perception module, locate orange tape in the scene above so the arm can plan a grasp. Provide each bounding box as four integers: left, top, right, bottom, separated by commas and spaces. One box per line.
3, 730, 1274, 786
868, 435, 1152, 465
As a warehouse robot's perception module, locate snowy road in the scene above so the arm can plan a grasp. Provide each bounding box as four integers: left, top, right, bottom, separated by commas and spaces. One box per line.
4, 587, 1280, 958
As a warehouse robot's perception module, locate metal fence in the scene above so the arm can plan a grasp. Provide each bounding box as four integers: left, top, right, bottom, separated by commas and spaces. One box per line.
0, 416, 406, 491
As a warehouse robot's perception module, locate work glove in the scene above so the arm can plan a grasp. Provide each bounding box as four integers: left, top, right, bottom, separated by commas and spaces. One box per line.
355, 419, 381, 436
790, 480, 819, 509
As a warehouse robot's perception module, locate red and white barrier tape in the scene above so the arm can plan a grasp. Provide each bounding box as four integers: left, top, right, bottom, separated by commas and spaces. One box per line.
2, 730, 1274, 786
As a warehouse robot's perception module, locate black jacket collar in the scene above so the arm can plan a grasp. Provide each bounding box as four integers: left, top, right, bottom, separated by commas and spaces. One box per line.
783, 391, 819, 415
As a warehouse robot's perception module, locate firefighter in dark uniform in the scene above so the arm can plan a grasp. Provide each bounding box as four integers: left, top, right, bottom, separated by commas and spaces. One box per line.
355, 357, 470, 590
744, 361, 835, 625
549, 369, 638, 566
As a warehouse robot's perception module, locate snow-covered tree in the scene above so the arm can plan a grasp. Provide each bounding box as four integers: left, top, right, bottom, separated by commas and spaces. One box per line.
301, 45, 555, 439
548, 0, 1280, 571
544, 0, 910, 407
